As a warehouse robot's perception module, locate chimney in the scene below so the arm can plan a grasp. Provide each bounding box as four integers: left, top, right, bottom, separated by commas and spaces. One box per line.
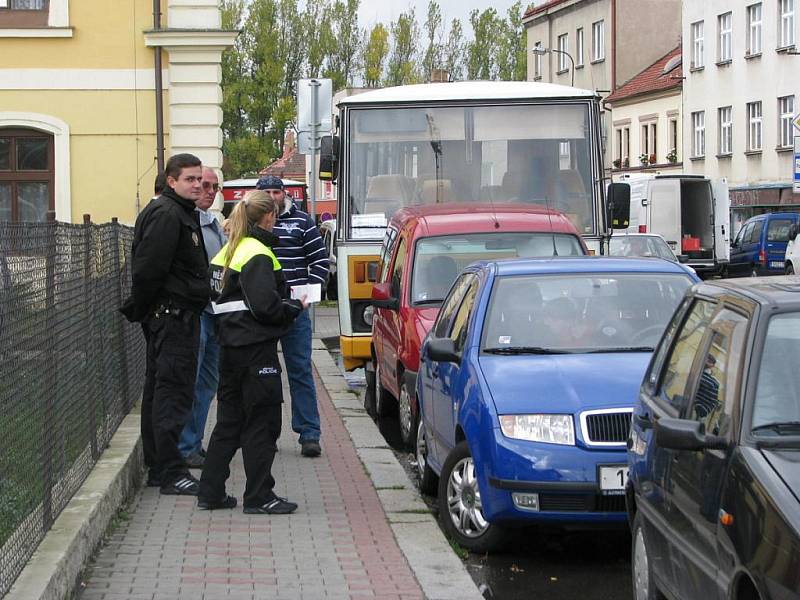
283, 130, 296, 158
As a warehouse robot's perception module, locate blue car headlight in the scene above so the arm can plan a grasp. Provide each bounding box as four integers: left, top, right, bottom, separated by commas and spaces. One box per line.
499, 414, 575, 445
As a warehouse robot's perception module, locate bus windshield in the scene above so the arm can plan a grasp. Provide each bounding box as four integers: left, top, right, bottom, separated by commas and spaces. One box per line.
346, 103, 595, 240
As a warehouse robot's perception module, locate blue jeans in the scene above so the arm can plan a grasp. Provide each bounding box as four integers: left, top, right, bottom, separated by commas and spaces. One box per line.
179, 311, 220, 457
280, 309, 321, 443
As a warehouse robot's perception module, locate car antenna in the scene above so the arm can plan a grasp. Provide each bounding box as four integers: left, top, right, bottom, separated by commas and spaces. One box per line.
542, 191, 559, 256
488, 186, 500, 229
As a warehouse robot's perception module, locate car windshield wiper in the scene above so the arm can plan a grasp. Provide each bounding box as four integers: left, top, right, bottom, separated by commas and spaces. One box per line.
584, 346, 655, 353
414, 299, 443, 306
483, 346, 573, 355
751, 421, 800, 435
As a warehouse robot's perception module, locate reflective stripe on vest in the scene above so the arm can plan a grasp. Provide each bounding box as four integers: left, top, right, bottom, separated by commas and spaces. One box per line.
211, 237, 282, 272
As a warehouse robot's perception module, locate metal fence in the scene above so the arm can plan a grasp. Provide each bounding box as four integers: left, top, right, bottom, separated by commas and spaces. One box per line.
0, 217, 145, 596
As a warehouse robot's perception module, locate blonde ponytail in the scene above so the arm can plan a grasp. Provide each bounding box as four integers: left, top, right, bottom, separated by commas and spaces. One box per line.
222, 190, 277, 282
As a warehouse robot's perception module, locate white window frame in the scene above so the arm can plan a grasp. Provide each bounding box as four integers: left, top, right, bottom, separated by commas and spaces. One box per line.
0, 0, 70, 35
668, 116, 679, 159
534, 40, 542, 79
779, 95, 794, 147
719, 106, 732, 155
747, 101, 763, 151
692, 111, 705, 158
576, 27, 584, 66
592, 20, 605, 62
780, 0, 795, 48
718, 12, 732, 62
747, 3, 763, 55
691, 21, 704, 68
558, 33, 569, 72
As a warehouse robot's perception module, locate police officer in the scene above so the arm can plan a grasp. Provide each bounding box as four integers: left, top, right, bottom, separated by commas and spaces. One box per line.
121, 153, 209, 496
198, 190, 307, 514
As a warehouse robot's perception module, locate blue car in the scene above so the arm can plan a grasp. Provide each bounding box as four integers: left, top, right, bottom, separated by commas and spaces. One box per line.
415, 257, 699, 552
727, 212, 800, 277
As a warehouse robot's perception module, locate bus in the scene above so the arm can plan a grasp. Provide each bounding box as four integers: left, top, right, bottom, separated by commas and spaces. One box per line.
320, 81, 628, 370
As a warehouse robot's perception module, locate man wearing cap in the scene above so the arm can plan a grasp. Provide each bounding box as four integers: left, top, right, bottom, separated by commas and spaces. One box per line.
256, 175, 329, 457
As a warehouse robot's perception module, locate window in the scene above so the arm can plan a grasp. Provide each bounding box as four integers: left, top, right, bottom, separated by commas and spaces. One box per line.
747, 101, 763, 151
448, 278, 479, 352
780, 0, 795, 48
576, 27, 584, 66
692, 111, 705, 158
623, 127, 630, 163
533, 40, 542, 78
750, 220, 764, 243
669, 117, 679, 160
719, 106, 732, 155
747, 3, 763, 55
691, 21, 705, 68
0, 0, 49, 27
641, 122, 656, 159
718, 12, 732, 62
434, 274, 472, 338
641, 124, 648, 157
592, 20, 604, 61
558, 33, 569, 72
689, 331, 728, 433
0, 129, 54, 222
779, 95, 795, 148
390, 237, 407, 297
659, 299, 717, 411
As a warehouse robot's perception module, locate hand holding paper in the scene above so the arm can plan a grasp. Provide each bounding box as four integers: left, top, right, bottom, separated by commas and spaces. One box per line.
290, 283, 321, 304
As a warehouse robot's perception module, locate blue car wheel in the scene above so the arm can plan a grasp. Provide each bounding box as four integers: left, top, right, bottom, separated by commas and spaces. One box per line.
415, 418, 437, 495
631, 512, 658, 600
438, 441, 506, 553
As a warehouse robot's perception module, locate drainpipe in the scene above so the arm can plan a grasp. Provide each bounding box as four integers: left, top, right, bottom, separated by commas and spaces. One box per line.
153, 0, 165, 174
611, 0, 617, 90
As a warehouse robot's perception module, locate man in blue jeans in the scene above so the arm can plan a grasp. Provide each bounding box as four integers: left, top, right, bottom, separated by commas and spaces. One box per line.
179, 167, 226, 468
256, 175, 329, 457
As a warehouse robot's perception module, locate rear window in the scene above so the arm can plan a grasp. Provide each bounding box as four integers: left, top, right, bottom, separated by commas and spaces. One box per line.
767, 219, 795, 242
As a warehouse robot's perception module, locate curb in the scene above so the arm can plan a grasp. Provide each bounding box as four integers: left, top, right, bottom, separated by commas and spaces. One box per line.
6, 412, 142, 600
311, 339, 483, 600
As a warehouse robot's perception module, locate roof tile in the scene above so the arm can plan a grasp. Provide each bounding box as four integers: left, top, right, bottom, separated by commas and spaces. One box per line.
605, 46, 682, 104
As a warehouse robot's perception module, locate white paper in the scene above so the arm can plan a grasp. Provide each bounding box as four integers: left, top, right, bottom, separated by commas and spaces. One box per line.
290, 283, 322, 303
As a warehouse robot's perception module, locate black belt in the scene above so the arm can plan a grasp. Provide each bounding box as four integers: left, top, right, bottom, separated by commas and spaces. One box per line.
153, 303, 196, 322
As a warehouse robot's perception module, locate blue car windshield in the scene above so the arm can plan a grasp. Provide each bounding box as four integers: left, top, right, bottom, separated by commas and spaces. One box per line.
752, 312, 800, 433
482, 273, 693, 352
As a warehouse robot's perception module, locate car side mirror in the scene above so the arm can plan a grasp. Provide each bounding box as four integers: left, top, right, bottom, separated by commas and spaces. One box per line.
371, 281, 399, 310
607, 182, 631, 230
427, 338, 460, 363
319, 135, 339, 182
655, 417, 727, 451
677, 254, 689, 263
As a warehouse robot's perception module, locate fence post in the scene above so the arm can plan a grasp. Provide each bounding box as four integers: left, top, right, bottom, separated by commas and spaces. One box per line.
110, 218, 131, 414
83, 214, 99, 460
41, 211, 58, 531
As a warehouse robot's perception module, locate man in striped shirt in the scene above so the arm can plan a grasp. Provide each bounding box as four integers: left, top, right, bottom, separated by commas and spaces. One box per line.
257, 175, 329, 457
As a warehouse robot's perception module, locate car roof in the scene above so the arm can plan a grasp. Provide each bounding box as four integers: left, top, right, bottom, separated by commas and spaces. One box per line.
610, 232, 667, 240
388, 203, 579, 236
224, 177, 305, 187
473, 256, 694, 277
695, 277, 800, 310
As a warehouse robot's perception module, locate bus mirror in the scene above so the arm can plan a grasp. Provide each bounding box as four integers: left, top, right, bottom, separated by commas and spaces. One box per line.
607, 182, 631, 229
319, 135, 339, 182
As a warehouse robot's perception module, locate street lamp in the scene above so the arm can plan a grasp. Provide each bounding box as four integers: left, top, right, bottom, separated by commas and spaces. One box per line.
532, 43, 575, 87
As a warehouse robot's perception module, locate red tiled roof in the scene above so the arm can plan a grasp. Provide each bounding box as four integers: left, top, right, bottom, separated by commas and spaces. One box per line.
605, 46, 682, 104
259, 148, 306, 181
524, 0, 571, 20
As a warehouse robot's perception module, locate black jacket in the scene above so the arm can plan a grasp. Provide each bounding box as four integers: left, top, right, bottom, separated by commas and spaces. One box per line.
210, 226, 302, 347
120, 188, 209, 322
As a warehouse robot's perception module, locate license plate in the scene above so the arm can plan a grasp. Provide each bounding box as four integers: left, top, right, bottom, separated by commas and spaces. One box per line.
599, 465, 629, 495
770, 261, 785, 269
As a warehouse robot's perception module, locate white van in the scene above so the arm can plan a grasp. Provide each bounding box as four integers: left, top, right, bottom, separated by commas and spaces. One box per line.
616, 173, 730, 277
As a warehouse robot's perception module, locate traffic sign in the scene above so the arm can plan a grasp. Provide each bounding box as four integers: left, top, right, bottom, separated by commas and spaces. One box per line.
794, 136, 800, 193
793, 113, 800, 132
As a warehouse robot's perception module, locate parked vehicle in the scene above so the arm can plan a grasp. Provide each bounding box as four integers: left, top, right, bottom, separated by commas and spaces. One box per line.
415, 257, 699, 552
627, 276, 800, 600
221, 177, 311, 216
609, 232, 682, 263
728, 212, 800, 277
367, 203, 587, 447
618, 173, 730, 277
319, 218, 337, 300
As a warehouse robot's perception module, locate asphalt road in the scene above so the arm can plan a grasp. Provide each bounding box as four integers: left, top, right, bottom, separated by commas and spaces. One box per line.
324, 339, 633, 600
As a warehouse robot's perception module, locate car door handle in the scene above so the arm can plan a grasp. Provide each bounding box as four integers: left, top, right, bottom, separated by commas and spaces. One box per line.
634, 413, 653, 430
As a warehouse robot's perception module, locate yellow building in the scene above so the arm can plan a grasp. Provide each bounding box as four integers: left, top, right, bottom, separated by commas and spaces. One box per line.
0, 0, 236, 224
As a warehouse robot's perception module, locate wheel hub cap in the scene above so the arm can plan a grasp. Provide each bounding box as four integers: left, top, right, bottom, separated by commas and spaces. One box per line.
399, 384, 412, 438
446, 457, 489, 538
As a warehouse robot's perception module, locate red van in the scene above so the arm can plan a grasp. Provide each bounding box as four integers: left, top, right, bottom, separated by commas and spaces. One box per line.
222, 177, 337, 222
366, 203, 587, 448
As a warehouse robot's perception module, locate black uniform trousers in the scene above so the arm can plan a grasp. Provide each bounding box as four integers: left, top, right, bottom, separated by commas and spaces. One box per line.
199, 342, 283, 508
140, 311, 200, 486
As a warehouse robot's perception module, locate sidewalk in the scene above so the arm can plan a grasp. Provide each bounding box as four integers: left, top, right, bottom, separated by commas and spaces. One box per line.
74, 307, 480, 600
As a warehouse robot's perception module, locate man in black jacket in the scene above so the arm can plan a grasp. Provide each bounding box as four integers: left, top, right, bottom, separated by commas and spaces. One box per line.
121, 153, 209, 495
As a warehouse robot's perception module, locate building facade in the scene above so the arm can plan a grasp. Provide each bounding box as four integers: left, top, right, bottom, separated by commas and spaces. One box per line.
523, 0, 682, 168
0, 0, 235, 224
683, 0, 800, 233
605, 47, 683, 177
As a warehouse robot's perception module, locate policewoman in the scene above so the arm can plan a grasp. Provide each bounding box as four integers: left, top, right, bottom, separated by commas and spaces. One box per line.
198, 190, 308, 514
